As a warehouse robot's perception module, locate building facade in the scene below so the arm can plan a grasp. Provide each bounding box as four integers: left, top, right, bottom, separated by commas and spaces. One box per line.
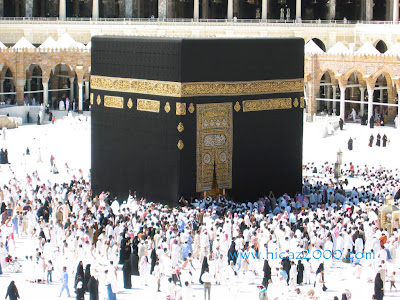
0, 18, 400, 124
1, 0, 400, 21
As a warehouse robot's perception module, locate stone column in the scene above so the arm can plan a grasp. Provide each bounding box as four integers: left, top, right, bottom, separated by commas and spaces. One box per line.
27, 77, 31, 93
307, 81, 318, 116
26, 0, 33, 17
202, 0, 208, 19
78, 82, 83, 111
296, 0, 301, 20
59, 0, 66, 19
84, 80, 89, 101
331, 85, 337, 112
367, 88, 374, 124
194, 0, 199, 18
329, 0, 335, 20
15, 80, 25, 105
395, 0, 399, 21
380, 88, 384, 114
398, 91, 400, 128
262, 0, 267, 20
69, 76, 75, 101
228, 0, 233, 19
360, 87, 366, 116
0, 79, 4, 101
327, 85, 332, 111
386, 0, 393, 21
92, 0, 99, 18
233, 0, 239, 18
366, 0, 373, 21
340, 86, 346, 121
42, 81, 49, 107
361, 0, 366, 20
125, 0, 133, 17
158, 0, 167, 18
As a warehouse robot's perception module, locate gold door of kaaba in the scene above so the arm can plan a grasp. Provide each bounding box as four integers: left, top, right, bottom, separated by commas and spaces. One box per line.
196, 103, 233, 193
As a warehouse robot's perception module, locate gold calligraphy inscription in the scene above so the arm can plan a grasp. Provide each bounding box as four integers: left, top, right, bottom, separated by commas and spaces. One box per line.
90, 93, 94, 105
104, 96, 124, 109
242, 98, 292, 112
293, 98, 299, 108
176, 102, 186, 115
181, 80, 304, 96
96, 95, 101, 105
90, 75, 304, 97
300, 97, 305, 108
137, 99, 160, 113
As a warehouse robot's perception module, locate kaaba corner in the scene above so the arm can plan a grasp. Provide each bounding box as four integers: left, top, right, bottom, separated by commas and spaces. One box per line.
90, 36, 304, 205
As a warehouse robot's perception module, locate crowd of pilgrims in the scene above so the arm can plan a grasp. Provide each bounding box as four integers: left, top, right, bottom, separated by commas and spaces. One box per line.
0, 162, 400, 300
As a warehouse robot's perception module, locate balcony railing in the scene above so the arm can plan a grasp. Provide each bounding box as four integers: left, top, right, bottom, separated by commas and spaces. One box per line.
0, 17, 398, 26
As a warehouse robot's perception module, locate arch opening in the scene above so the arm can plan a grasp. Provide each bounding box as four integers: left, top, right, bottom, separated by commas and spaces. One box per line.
48, 64, 77, 111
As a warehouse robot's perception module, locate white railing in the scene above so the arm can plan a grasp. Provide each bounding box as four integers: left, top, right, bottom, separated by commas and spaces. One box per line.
314, 114, 341, 128
0, 17, 397, 26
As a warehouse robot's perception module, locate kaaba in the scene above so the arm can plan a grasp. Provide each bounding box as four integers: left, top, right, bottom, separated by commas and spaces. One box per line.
90, 36, 304, 205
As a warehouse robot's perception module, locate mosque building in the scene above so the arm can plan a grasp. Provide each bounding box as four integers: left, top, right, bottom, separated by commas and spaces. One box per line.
0, 0, 400, 124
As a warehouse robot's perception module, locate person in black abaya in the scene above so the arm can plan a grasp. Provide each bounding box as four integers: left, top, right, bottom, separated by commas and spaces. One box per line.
87, 276, 99, 300
122, 259, 132, 289
315, 263, 325, 286
119, 234, 131, 265
150, 248, 157, 275
370, 115, 375, 128
281, 257, 291, 284
347, 137, 353, 151
75, 280, 85, 300
261, 260, 271, 288
0, 149, 3, 164
199, 256, 209, 284
4, 149, 9, 164
361, 113, 367, 125
130, 250, 139, 276
339, 118, 344, 130
382, 134, 387, 147
75, 261, 84, 289
374, 273, 384, 300
316, 263, 324, 275
376, 133, 381, 147
227, 240, 237, 265
369, 134, 374, 147
297, 260, 304, 285
5, 281, 19, 300
84, 264, 91, 292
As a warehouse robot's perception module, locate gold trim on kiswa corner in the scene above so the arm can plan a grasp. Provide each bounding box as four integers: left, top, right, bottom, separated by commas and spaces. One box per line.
104, 96, 124, 109
90, 75, 304, 97
242, 98, 292, 112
